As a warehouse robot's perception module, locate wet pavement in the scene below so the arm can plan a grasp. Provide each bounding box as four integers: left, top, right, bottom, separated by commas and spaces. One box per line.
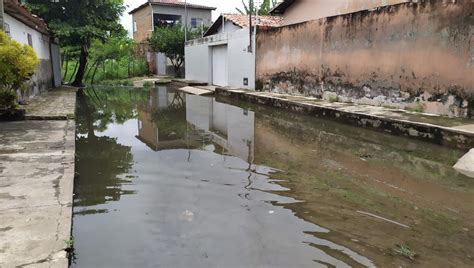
0, 120, 75, 267
22, 87, 77, 120
73, 86, 474, 267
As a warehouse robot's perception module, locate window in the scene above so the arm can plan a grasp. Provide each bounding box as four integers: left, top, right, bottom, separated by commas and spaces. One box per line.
4, 23, 10, 36
27, 33, 33, 47
191, 18, 203, 28
133, 20, 137, 33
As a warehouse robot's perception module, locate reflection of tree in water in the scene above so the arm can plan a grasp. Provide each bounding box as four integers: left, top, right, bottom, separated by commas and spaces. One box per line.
75, 88, 136, 210
150, 91, 188, 141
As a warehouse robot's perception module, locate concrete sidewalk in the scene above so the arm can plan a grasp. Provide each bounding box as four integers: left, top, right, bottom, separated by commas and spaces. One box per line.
216, 88, 474, 149
0, 88, 76, 267
22, 87, 77, 120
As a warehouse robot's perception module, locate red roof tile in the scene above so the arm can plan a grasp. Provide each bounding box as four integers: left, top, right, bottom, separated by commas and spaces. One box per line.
4, 0, 50, 35
222, 14, 283, 28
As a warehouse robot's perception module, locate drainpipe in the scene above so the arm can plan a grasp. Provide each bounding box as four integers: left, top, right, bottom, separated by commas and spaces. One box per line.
0, 0, 4, 31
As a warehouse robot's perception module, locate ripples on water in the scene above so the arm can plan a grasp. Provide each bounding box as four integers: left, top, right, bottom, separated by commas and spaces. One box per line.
73, 86, 474, 267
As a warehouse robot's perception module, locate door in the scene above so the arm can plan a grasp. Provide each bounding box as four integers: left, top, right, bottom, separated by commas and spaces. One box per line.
212, 45, 228, 87
50, 43, 62, 87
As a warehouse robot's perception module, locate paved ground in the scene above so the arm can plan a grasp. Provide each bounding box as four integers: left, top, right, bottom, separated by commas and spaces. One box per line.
22, 87, 77, 120
216, 88, 474, 149
0, 88, 76, 267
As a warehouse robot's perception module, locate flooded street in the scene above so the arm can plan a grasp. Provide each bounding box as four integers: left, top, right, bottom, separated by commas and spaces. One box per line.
73, 86, 474, 267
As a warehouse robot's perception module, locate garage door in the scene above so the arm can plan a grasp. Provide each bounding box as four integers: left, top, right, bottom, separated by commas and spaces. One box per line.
212, 45, 228, 87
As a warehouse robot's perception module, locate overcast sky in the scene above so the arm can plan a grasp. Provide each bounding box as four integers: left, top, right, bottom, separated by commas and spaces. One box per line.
121, 0, 247, 36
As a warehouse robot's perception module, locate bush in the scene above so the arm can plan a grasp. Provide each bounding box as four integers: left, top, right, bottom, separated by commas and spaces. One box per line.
0, 90, 17, 110
0, 31, 39, 108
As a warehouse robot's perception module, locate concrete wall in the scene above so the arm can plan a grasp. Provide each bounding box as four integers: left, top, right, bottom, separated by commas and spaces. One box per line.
257, 1, 474, 117
280, 0, 408, 26
4, 13, 53, 97
185, 28, 255, 89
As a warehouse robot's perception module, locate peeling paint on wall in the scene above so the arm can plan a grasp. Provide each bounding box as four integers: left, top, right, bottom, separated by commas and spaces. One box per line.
257, 0, 474, 118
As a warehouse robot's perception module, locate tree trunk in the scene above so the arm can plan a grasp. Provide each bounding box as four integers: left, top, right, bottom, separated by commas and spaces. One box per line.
72, 45, 89, 87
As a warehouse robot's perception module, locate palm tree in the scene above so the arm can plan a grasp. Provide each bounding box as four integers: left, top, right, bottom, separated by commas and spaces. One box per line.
236, 0, 279, 16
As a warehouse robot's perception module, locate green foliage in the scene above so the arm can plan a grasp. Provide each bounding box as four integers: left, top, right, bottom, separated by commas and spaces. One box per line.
61, 36, 148, 85
236, 0, 279, 15
389, 244, 417, 261
405, 100, 425, 113
0, 90, 17, 110
148, 25, 200, 77
0, 31, 39, 108
25, 0, 126, 86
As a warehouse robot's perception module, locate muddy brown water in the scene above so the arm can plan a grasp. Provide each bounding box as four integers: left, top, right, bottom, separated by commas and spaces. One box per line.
72, 86, 474, 268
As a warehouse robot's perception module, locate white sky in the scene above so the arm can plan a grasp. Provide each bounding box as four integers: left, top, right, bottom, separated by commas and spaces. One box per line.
121, 0, 247, 36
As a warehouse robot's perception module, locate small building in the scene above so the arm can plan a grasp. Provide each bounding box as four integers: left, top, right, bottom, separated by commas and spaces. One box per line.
129, 0, 215, 75
271, 0, 408, 25
185, 14, 282, 89
2, 0, 61, 98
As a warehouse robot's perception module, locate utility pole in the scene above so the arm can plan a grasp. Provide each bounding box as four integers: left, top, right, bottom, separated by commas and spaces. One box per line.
248, 0, 253, 53
0, 0, 4, 31
184, 0, 188, 42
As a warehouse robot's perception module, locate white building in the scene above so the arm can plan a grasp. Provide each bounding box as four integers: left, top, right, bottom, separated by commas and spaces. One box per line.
2, 0, 61, 98
185, 14, 282, 90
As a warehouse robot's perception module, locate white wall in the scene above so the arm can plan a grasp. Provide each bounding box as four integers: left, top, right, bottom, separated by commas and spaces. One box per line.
4, 13, 51, 60
185, 28, 255, 90
215, 20, 242, 34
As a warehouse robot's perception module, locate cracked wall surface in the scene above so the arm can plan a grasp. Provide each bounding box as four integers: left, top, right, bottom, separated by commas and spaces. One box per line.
0, 120, 75, 268
256, 0, 474, 117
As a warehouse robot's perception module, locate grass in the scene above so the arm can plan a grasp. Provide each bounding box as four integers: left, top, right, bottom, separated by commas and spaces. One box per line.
61, 57, 149, 86
328, 96, 340, 103
405, 100, 425, 113
64, 236, 74, 249
389, 243, 417, 261
143, 81, 153, 88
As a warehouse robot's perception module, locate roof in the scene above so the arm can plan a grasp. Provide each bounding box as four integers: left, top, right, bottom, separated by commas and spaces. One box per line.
129, 0, 216, 15
4, 0, 50, 35
204, 14, 283, 36
270, 0, 296, 15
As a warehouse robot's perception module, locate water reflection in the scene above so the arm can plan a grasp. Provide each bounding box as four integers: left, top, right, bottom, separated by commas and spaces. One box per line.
75, 89, 135, 212
73, 86, 474, 268
186, 94, 255, 163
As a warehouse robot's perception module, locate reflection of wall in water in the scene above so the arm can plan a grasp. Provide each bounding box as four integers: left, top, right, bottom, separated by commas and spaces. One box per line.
186, 95, 255, 162
137, 87, 185, 150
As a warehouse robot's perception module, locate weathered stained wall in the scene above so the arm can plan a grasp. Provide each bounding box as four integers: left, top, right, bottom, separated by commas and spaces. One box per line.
132, 5, 153, 43
280, 0, 408, 26
257, 1, 474, 117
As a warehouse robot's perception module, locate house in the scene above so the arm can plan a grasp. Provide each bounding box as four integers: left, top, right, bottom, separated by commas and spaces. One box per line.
186, 94, 255, 162
271, 0, 408, 25
185, 14, 282, 89
129, 0, 215, 75
2, 0, 61, 99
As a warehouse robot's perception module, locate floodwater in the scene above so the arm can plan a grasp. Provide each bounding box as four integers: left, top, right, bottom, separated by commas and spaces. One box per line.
73, 86, 474, 268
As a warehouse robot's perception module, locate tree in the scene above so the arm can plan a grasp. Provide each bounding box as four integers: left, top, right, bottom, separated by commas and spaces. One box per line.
236, 0, 279, 16
25, 0, 125, 87
148, 25, 199, 77
0, 31, 39, 109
